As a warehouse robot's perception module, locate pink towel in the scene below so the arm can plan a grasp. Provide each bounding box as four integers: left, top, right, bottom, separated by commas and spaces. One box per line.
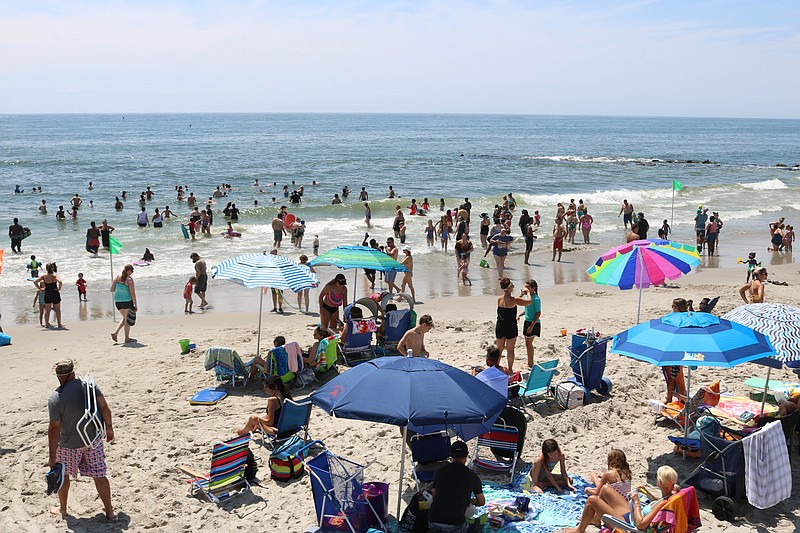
285, 342, 303, 372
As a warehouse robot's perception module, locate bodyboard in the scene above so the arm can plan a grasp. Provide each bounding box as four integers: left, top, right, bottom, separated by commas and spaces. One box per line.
180, 224, 190, 239
189, 387, 228, 405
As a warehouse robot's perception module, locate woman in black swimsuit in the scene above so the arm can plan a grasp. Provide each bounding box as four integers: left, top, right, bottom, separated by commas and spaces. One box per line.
479, 213, 490, 249
495, 277, 531, 373
34, 262, 64, 329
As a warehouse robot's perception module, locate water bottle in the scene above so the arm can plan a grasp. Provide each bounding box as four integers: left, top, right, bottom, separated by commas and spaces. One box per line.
407, 349, 414, 357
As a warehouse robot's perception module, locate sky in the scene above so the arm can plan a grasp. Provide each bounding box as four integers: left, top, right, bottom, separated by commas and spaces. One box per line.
1, 0, 799, 118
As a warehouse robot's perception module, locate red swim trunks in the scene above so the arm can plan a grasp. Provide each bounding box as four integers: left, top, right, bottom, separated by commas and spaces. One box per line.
553, 238, 564, 250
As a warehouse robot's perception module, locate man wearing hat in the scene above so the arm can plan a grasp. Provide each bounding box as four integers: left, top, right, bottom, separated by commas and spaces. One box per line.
694, 207, 709, 252
47, 359, 115, 519
428, 440, 485, 533
636, 212, 650, 240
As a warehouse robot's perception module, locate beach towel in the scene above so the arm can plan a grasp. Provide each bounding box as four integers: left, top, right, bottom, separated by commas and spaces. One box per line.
353, 318, 378, 334
387, 310, 405, 328
284, 342, 303, 373
650, 486, 701, 533
742, 421, 791, 509
709, 395, 778, 426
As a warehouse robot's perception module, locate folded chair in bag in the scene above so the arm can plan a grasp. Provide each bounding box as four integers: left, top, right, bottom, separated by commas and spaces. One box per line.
409, 431, 451, 491
518, 359, 559, 407
204, 346, 248, 387
602, 486, 701, 533
179, 434, 252, 504
258, 399, 313, 450
470, 422, 520, 482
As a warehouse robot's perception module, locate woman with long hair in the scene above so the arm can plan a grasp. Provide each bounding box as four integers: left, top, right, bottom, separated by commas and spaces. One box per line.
235, 376, 292, 436
495, 277, 531, 374
565, 449, 633, 533
34, 262, 64, 329
110, 264, 138, 343
518, 279, 541, 368
319, 274, 348, 330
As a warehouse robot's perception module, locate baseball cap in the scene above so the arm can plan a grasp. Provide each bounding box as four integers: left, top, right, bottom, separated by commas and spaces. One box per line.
54, 358, 75, 376
450, 441, 469, 458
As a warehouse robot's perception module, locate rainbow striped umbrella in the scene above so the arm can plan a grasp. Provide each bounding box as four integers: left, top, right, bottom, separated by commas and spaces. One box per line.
586, 239, 701, 322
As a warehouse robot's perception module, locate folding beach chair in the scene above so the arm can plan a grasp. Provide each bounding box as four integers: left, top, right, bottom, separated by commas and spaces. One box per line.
314, 334, 340, 374
204, 346, 248, 387
518, 359, 559, 407
76, 374, 106, 448
259, 399, 313, 450
179, 434, 252, 504
378, 293, 415, 355
470, 421, 519, 482
655, 381, 727, 433
266, 345, 297, 384
409, 430, 451, 491
602, 486, 701, 533
300, 441, 388, 533
340, 318, 377, 366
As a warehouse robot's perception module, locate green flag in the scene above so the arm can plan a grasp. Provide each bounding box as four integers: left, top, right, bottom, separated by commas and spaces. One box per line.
109, 236, 123, 255
673, 179, 683, 191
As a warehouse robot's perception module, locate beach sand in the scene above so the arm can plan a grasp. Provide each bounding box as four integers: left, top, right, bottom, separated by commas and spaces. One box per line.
1, 261, 799, 532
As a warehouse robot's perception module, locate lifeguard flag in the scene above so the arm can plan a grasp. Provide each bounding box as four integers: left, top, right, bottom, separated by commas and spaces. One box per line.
673, 180, 683, 191
109, 236, 123, 255
0, 249, 4, 274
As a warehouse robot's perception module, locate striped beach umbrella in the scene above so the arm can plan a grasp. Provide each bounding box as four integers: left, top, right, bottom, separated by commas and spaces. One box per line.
587, 239, 701, 322
212, 252, 319, 355
723, 303, 800, 414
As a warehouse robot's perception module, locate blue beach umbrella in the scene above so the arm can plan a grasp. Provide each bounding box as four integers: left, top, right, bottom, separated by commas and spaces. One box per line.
212, 252, 319, 355
311, 356, 506, 524
612, 312, 775, 451
309, 245, 407, 295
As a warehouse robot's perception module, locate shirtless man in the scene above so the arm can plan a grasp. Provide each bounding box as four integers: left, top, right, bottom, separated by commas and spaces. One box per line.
400, 246, 416, 303
71, 194, 83, 212
618, 199, 634, 229
384, 238, 401, 294
397, 314, 434, 357
190, 252, 209, 309
145, 186, 154, 201
272, 213, 286, 248
552, 219, 566, 262
39, 199, 48, 214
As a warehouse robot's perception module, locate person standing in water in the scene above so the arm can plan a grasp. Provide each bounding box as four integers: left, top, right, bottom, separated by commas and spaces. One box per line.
190, 253, 209, 309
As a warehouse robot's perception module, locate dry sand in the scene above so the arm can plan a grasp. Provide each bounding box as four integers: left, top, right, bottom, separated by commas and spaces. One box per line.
1, 262, 798, 532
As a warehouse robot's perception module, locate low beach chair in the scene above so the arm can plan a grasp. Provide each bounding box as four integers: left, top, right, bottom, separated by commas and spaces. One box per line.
409, 430, 451, 491
602, 486, 701, 533
655, 380, 726, 432
204, 346, 248, 387
259, 399, 313, 450
315, 334, 340, 374
266, 345, 297, 384
340, 318, 377, 366
179, 434, 252, 504
518, 359, 559, 407
470, 422, 520, 482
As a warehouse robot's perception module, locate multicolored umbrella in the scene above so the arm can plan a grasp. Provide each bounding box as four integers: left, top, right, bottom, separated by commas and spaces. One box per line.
212, 252, 319, 355
586, 239, 701, 322
612, 311, 776, 450
723, 303, 800, 413
309, 245, 407, 295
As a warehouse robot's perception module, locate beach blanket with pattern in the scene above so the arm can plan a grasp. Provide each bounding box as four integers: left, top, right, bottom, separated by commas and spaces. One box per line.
709, 395, 777, 427
473, 466, 592, 532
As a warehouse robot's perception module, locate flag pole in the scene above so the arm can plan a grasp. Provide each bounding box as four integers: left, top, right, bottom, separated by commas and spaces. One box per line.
671, 185, 675, 231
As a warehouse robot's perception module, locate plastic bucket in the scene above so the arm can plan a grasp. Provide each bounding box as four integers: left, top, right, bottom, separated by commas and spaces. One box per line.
179, 339, 190, 353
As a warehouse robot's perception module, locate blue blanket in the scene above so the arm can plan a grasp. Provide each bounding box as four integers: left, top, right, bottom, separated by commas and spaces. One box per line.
474, 466, 593, 533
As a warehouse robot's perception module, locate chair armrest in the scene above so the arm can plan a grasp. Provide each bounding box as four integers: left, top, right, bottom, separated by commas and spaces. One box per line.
179, 466, 208, 480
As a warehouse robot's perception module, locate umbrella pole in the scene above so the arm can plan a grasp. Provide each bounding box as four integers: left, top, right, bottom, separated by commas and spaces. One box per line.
636, 250, 644, 323
760, 367, 772, 417
683, 366, 691, 461
256, 289, 264, 357
396, 425, 408, 533
354, 268, 358, 298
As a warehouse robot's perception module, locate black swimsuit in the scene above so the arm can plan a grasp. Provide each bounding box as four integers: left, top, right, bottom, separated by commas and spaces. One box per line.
44, 280, 61, 305
495, 306, 518, 339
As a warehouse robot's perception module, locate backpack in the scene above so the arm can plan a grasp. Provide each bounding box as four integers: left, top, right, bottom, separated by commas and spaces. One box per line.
244, 449, 258, 481
399, 492, 429, 533
269, 435, 307, 481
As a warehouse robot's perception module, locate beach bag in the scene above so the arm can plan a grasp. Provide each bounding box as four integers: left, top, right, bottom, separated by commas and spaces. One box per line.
399, 491, 429, 533
555, 381, 584, 409
269, 435, 306, 481
244, 448, 258, 481
294, 366, 317, 388
126, 308, 137, 326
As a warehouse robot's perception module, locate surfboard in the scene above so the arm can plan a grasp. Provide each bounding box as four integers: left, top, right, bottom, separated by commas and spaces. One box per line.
285, 213, 296, 227
180, 224, 190, 239
133, 261, 150, 267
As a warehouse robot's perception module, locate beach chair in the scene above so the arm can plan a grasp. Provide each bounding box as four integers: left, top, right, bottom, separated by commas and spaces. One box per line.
409, 430, 451, 491
266, 345, 300, 384
204, 346, 248, 387
314, 334, 340, 374
518, 359, 559, 407
470, 422, 519, 482
340, 318, 377, 366
700, 295, 720, 314
656, 381, 727, 432
601, 486, 701, 533
179, 434, 252, 504
76, 375, 106, 448
300, 441, 388, 533
378, 293, 415, 355
258, 399, 313, 450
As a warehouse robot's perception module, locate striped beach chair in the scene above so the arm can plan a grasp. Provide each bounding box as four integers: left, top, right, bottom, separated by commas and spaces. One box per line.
470, 423, 520, 481
180, 434, 252, 503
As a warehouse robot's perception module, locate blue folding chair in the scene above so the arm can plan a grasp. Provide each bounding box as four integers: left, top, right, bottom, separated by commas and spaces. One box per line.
409, 431, 451, 491
518, 359, 559, 407
259, 399, 313, 450
203, 346, 248, 387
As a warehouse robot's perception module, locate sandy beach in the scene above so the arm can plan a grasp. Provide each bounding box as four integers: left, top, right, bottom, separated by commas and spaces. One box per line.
1, 257, 798, 533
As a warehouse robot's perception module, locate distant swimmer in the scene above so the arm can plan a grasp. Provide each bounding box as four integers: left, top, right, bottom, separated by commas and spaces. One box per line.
15, 184, 24, 193
145, 186, 154, 201
359, 187, 369, 201
388, 186, 395, 198
71, 193, 82, 212
114, 196, 123, 210
88, 181, 93, 191
39, 199, 48, 214
56, 206, 66, 220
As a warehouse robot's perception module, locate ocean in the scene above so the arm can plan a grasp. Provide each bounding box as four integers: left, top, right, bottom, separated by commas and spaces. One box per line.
1, 113, 799, 319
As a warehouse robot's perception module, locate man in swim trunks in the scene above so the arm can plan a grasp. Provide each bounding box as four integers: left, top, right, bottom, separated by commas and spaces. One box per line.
618, 200, 634, 229
272, 213, 286, 248
552, 219, 566, 262
694, 207, 708, 252
398, 314, 434, 357
190, 253, 209, 309
48, 358, 115, 520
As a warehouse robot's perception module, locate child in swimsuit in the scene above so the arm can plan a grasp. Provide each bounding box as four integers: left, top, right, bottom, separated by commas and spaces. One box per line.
530, 438, 574, 494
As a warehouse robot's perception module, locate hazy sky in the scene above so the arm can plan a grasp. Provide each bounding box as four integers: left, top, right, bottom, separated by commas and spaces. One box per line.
2, 1, 799, 117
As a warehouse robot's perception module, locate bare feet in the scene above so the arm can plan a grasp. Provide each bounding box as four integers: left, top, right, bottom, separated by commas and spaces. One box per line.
111, 333, 118, 342
50, 506, 66, 518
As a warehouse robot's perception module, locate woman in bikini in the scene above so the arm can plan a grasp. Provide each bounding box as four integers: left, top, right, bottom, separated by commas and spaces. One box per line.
319, 274, 348, 331
495, 277, 531, 374
739, 266, 767, 304
34, 262, 65, 329
565, 449, 633, 533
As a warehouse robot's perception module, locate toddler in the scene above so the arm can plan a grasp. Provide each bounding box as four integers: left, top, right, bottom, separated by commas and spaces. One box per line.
76, 273, 88, 301
184, 276, 196, 313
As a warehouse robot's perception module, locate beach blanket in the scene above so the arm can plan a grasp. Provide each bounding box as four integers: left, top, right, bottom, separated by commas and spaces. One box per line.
473, 466, 591, 533
709, 395, 777, 427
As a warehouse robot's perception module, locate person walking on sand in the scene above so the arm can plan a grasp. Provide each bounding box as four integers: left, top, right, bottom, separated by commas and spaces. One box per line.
319, 274, 348, 331
47, 358, 115, 521
35, 263, 65, 329
190, 252, 209, 309
384, 237, 402, 294
398, 314, 434, 357
400, 246, 416, 303
110, 264, 137, 343
487, 227, 513, 279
